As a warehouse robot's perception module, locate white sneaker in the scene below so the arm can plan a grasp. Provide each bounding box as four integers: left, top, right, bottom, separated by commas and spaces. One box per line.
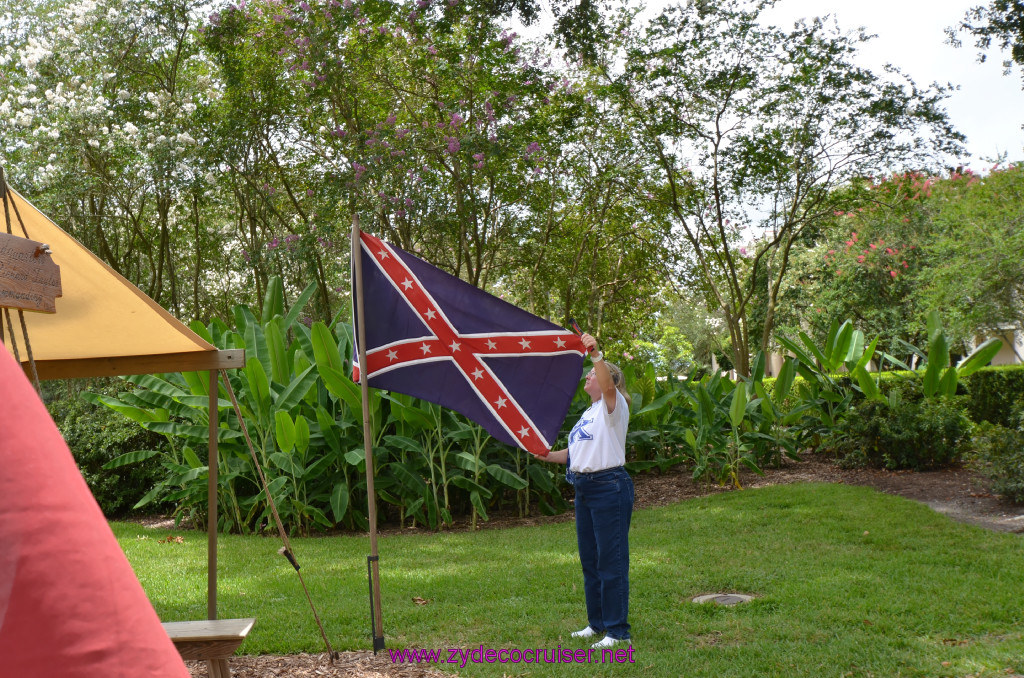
570, 626, 598, 638
591, 635, 631, 649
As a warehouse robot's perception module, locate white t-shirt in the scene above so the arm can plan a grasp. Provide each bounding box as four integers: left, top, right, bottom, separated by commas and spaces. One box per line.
567, 390, 629, 473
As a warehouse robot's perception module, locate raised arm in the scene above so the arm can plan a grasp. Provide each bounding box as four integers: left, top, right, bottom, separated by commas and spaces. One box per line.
581, 333, 617, 414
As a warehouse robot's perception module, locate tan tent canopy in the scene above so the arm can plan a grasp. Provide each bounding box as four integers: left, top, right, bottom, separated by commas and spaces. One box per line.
1, 184, 241, 379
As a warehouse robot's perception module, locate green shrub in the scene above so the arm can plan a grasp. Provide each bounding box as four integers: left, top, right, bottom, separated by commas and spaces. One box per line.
48, 388, 171, 517
969, 403, 1024, 503
828, 397, 972, 470
962, 365, 1024, 426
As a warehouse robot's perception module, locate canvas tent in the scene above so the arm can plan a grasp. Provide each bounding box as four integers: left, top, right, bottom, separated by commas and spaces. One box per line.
0, 179, 242, 620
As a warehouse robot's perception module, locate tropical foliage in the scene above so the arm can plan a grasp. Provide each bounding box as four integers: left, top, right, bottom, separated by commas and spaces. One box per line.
87, 272, 1015, 529
90, 277, 571, 533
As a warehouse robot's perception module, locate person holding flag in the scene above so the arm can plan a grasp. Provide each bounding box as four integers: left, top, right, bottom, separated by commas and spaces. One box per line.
532, 332, 634, 649
351, 227, 626, 648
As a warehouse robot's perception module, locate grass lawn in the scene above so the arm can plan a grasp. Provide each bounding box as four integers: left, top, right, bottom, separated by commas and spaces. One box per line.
117, 482, 1024, 677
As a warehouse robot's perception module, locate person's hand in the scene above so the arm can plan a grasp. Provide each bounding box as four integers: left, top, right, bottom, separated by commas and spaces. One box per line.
580, 333, 599, 355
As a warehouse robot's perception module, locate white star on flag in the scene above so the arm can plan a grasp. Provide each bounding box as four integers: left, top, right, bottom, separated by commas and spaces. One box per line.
387, 350, 399, 361
425, 309, 437, 320
377, 249, 389, 259
449, 341, 461, 352
420, 343, 432, 354
471, 368, 484, 380
518, 427, 530, 437
494, 397, 507, 409
402, 279, 413, 289
486, 339, 497, 350
555, 338, 566, 348
518, 338, 532, 349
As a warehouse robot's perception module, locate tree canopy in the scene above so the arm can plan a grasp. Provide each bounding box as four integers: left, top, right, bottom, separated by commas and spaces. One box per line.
0, 0, 985, 370
597, 0, 962, 375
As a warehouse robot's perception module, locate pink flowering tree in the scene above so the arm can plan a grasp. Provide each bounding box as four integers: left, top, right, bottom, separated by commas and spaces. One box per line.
774, 167, 1024, 357
202, 0, 674, 341
204, 0, 557, 289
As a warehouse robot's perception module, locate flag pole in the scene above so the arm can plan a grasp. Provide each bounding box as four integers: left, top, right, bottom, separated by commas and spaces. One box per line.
352, 215, 385, 653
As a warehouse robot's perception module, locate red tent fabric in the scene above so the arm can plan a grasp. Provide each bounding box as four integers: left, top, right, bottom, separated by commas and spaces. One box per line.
0, 348, 189, 677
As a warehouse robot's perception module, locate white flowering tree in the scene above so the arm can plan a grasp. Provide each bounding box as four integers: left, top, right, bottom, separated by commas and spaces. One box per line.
0, 0, 237, 318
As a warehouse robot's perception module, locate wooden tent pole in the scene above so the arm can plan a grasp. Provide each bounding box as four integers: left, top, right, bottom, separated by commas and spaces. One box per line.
207, 368, 219, 620
352, 216, 384, 652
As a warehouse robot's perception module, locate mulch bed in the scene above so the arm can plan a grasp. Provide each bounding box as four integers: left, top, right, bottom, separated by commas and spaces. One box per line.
186, 652, 446, 678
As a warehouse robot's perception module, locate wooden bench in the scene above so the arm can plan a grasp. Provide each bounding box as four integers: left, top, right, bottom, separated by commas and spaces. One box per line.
162, 618, 256, 678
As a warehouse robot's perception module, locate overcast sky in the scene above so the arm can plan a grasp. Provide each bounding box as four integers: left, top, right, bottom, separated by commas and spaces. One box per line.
760, 0, 1024, 169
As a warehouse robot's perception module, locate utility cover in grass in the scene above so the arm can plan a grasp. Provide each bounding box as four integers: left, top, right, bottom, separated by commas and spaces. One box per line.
692, 594, 754, 606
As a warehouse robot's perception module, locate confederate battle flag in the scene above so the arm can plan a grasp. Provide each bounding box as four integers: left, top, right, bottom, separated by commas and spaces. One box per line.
352, 230, 586, 455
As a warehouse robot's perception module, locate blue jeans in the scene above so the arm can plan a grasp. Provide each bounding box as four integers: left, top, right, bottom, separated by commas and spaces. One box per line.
574, 466, 634, 640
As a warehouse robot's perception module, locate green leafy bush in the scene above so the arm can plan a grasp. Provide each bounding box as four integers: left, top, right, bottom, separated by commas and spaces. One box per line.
828, 398, 972, 470
48, 388, 170, 517
970, 417, 1024, 503
962, 366, 1024, 426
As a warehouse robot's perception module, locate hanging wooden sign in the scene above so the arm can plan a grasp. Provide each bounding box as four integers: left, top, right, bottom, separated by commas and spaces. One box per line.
0, 232, 62, 313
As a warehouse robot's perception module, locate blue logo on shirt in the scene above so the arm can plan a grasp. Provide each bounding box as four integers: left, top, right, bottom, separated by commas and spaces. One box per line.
568, 416, 594, 446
